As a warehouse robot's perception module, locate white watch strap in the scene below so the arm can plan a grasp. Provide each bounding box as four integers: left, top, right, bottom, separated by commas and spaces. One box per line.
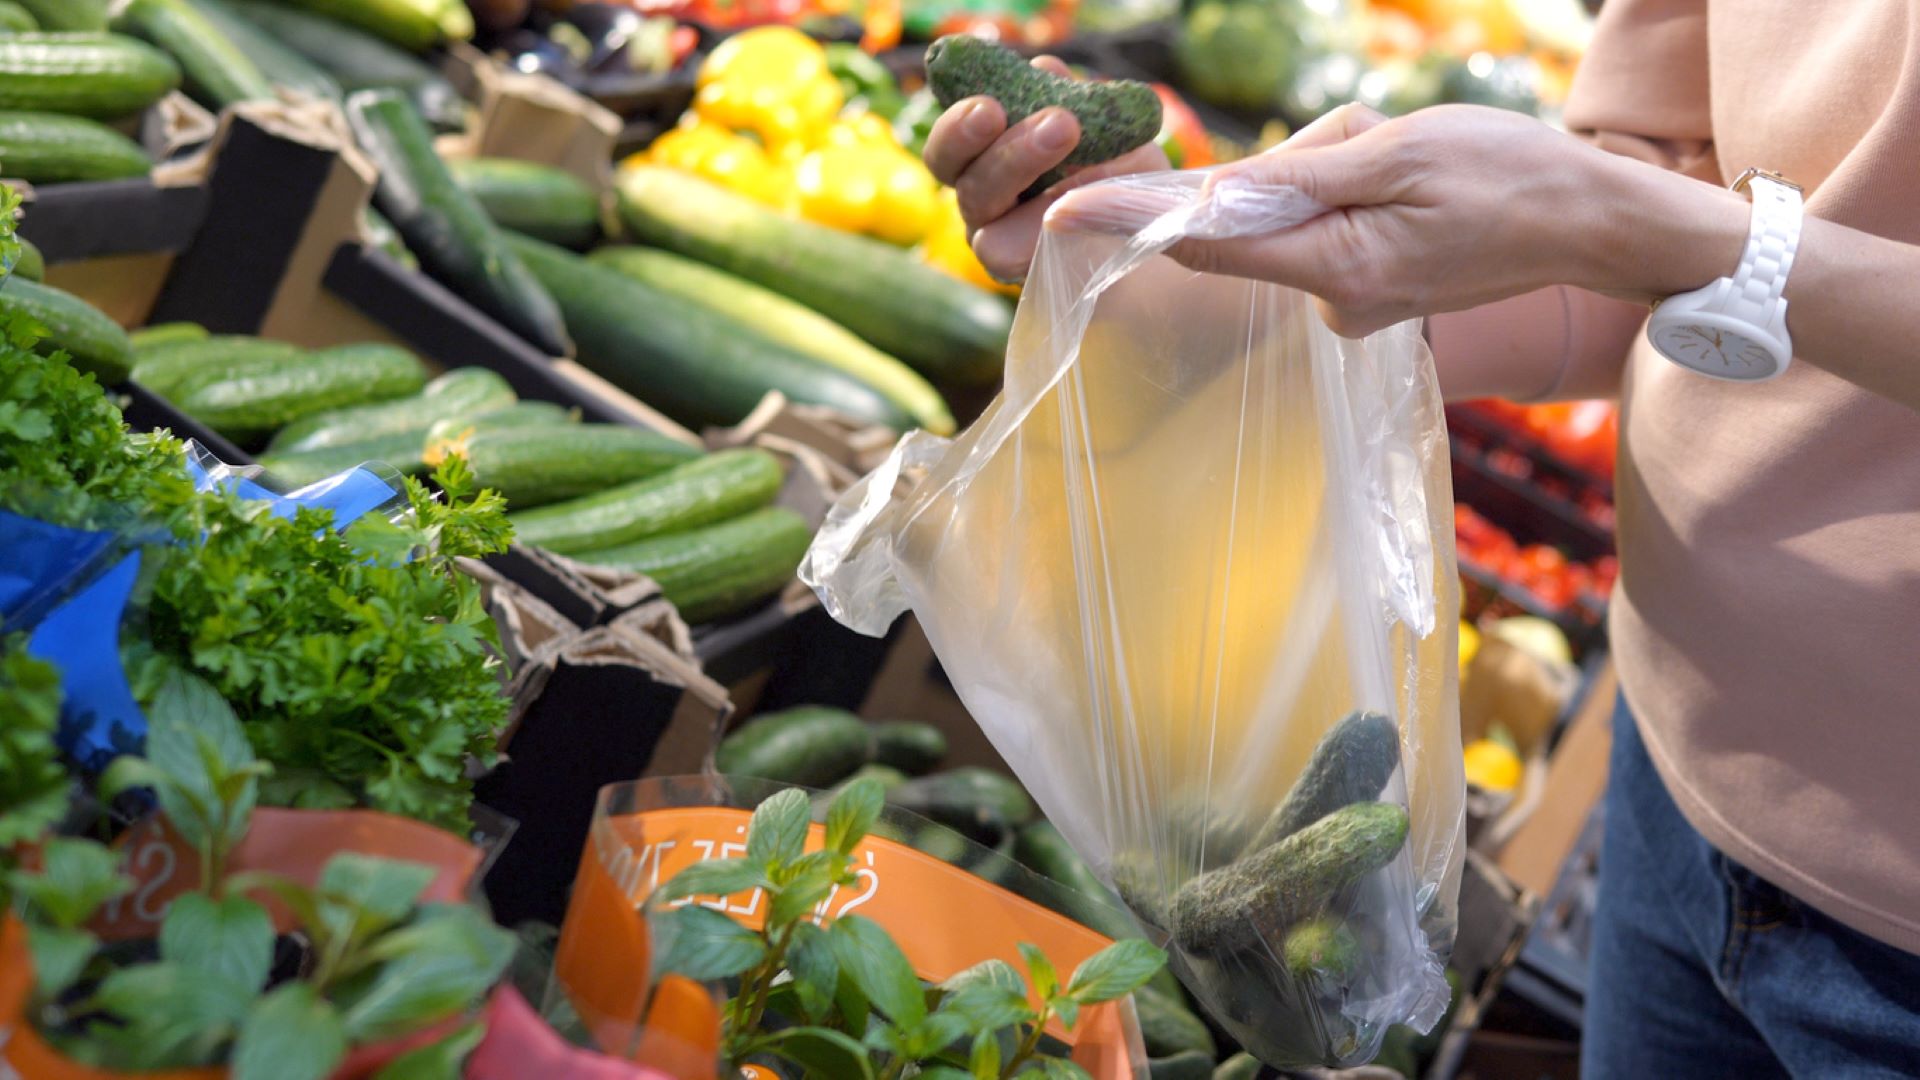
1724, 174, 1803, 333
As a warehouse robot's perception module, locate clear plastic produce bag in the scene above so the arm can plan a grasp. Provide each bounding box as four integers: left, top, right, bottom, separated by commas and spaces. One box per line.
802, 172, 1465, 1066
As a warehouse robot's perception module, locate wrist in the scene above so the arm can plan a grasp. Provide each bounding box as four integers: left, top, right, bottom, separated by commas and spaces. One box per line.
1578, 153, 1751, 304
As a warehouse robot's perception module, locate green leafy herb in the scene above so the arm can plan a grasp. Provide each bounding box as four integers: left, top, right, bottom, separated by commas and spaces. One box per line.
0, 645, 69, 853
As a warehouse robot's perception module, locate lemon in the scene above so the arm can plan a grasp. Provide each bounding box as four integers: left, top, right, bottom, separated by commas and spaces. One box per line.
1463, 738, 1523, 792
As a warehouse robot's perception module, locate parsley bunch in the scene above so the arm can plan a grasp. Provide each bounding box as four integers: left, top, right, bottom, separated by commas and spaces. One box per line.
0, 645, 67, 855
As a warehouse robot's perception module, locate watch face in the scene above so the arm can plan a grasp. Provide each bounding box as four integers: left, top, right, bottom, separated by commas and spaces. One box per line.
1651, 322, 1777, 379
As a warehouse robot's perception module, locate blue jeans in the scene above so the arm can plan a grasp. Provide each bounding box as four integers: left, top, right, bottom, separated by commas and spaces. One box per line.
1583, 696, 1920, 1077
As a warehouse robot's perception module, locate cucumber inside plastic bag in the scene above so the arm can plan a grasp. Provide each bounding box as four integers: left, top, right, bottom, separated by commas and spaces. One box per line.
801, 170, 1464, 1067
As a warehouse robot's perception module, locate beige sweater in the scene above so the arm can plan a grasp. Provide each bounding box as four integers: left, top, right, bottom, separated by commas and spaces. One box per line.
1436, 0, 1920, 952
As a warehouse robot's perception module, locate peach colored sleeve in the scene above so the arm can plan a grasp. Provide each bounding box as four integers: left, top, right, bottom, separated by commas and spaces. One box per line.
1428, 0, 1717, 404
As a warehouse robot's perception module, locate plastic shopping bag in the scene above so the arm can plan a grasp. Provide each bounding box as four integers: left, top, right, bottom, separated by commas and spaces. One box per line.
801, 172, 1465, 1067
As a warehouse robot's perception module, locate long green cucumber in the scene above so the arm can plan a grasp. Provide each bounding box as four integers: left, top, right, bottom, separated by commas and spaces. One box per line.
0, 33, 181, 119
616, 165, 1011, 387
507, 233, 910, 431
450, 157, 600, 249
128, 322, 208, 350
171, 342, 428, 442
0, 2, 40, 31
257, 428, 430, 488
187, 0, 341, 102
589, 245, 954, 434
574, 506, 812, 623
347, 90, 572, 357
455, 423, 701, 509
868, 721, 946, 775
422, 400, 577, 449
268, 366, 514, 452
508, 447, 782, 555
12, 235, 42, 281
112, 0, 274, 111
223, 0, 462, 128
0, 275, 132, 382
132, 335, 299, 397
275, 0, 471, 52
714, 705, 872, 787
0, 110, 150, 182
14, 0, 106, 31
886, 768, 1035, 845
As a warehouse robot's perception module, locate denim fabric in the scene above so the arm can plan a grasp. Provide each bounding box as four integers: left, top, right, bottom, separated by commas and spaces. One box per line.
1583, 695, 1920, 1077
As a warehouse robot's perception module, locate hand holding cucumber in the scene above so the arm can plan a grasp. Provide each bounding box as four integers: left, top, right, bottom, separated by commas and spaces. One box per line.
921, 40, 1167, 284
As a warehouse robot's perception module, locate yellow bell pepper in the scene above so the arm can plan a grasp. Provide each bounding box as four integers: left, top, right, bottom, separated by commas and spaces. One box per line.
1463, 738, 1523, 793
871, 153, 938, 245
643, 121, 784, 208
795, 145, 886, 233
921, 188, 1019, 297
695, 27, 843, 149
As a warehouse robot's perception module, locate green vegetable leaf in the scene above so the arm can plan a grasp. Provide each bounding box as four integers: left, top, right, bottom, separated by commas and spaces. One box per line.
232, 983, 348, 1080
916, 1069, 973, 1080
969, 1029, 1002, 1079
321, 852, 437, 924
830, 914, 926, 1027
786, 921, 840, 1024
25, 924, 97, 1000
654, 857, 767, 905
755, 1025, 874, 1080
649, 903, 766, 983
1034, 1058, 1094, 1079
940, 959, 1030, 1033
747, 787, 811, 870
160, 892, 275, 992
768, 857, 841, 927
370, 1020, 486, 1080
1020, 943, 1058, 1002
90, 962, 254, 1068
8, 837, 129, 929
0, 647, 67, 849
339, 904, 515, 1042
825, 777, 885, 855
1049, 994, 1078, 1030
1064, 939, 1167, 1005
903, 1010, 973, 1060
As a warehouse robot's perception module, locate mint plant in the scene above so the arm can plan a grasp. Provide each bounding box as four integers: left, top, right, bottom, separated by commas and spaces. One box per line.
648, 781, 1168, 1079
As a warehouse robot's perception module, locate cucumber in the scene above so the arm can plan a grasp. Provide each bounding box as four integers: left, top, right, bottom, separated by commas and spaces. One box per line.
131, 334, 299, 397
1147, 1051, 1215, 1080
910, 822, 971, 866
1014, 822, 1183, 998
361, 206, 415, 268
129, 321, 206, 350
868, 720, 946, 775
714, 705, 871, 787
450, 157, 599, 249
0, 33, 182, 119
1281, 915, 1360, 985
223, 0, 462, 128
112, 0, 274, 111
886, 768, 1035, 845
268, 366, 514, 452
0, 109, 150, 182
171, 342, 429, 443
508, 447, 782, 555
0, 3, 39, 32
347, 90, 572, 357
14, 0, 105, 31
422, 400, 576, 449
1134, 985, 1216, 1060
257, 428, 429, 488
188, 0, 340, 102
507, 233, 909, 430
616, 165, 1011, 387
1169, 801, 1409, 953
834, 763, 908, 794
274, 0, 471, 52
590, 245, 954, 435
12, 234, 42, 281
454, 423, 700, 510
1212, 1054, 1259, 1080
1248, 711, 1401, 853
0, 275, 131, 382
574, 506, 811, 623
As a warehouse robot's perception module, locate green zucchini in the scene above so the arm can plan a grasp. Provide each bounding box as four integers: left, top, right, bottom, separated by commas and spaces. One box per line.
187, 0, 340, 102
507, 233, 910, 430
715, 705, 872, 787
508, 447, 782, 555
0, 2, 39, 32
1248, 711, 1402, 853
11, 234, 42, 281
1134, 985, 1217, 1059
268, 366, 514, 452
423, 399, 576, 447
347, 90, 572, 357
171, 342, 429, 443
223, 0, 463, 128
0, 110, 150, 182
454, 423, 700, 509
131, 334, 299, 397
590, 245, 954, 434
0, 275, 131, 382
0, 33, 181, 119
274, 0, 471, 52
257, 428, 430, 488
886, 768, 1035, 845
112, 0, 274, 111
868, 721, 946, 775
616, 165, 1011, 387
450, 156, 600, 249
574, 506, 811, 622
14, 0, 105, 31
129, 321, 208, 350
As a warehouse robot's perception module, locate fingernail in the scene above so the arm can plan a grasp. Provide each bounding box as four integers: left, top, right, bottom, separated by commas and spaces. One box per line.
962, 101, 997, 139
1034, 110, 1075, 152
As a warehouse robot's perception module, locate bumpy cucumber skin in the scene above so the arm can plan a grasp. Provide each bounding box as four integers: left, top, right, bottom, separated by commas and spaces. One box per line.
173, 342, 429, 442
0, 33, 181, 119
1170, 801, 1408, 953
925, 34, 1161, 194
1282, 915, 1361, 984
132, 335, 299, 397
1135, 985, 1217, 1059
268, 367, 514, 452
1249, 711, 1402, 852
507, 447, 783, 555
0, 109, 150, 183
714, 705, 872, 787
869, 720, 946, 774
114, 0, 275, 110
576, 506, 811, 623
0, 276, 132, 382
461, 423, 700, 510
886, 767, 1036, 845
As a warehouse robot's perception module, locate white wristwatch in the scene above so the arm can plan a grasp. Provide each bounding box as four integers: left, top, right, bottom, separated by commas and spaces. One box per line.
1646, 168, 1804, 382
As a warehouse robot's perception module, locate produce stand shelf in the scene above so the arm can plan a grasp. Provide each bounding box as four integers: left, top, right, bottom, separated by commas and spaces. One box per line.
19, 179, 207, 265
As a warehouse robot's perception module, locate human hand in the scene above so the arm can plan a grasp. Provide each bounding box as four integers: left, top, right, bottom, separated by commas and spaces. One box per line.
1053, 102, 1747, 337
921, 56, 1169, 284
